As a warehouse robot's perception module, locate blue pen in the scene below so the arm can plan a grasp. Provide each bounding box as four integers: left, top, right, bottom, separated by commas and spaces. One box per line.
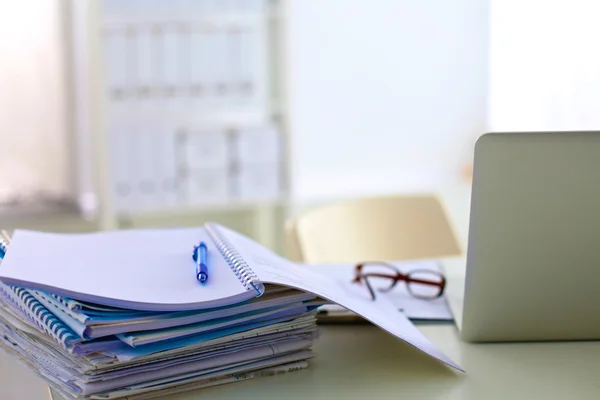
192, 242, 209, 283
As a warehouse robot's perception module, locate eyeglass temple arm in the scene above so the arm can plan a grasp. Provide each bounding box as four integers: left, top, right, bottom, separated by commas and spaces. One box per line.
357, 272, 442, 287
405, 276, 446, 287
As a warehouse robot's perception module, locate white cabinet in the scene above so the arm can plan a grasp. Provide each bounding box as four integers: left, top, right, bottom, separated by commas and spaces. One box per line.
234, 162, 281, 201
234, 124, 281, 164
180, 129, 230, 169
180, 166, 230, 206
72, 0, 289, 247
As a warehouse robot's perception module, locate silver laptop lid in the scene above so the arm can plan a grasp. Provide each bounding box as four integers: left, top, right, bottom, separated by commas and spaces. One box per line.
462, 131, 600, 342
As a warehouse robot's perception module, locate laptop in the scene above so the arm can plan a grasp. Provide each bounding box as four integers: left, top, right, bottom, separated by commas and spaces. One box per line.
461, 131, 600, 342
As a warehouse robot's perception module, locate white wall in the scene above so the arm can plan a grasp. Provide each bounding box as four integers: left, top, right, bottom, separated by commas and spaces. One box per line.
0, 0, 71, 203
489, 0, 600, 131
285, 0, 489, 201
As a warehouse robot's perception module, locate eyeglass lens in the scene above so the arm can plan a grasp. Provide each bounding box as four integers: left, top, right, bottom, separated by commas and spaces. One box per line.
407, 270, 444, 298
358, 264, 397, 292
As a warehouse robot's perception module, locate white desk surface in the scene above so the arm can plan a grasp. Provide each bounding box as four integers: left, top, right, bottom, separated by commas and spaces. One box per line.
6, 311, 600, 400
3, 185, 600, 399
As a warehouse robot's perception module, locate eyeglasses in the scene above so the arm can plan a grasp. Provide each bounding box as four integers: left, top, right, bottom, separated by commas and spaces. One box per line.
352, 262, 446, 301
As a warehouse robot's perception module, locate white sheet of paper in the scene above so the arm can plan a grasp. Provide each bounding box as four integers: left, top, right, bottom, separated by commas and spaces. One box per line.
215, 224, 463, 372
309, 261, 453, 321
0, 228, 255, 311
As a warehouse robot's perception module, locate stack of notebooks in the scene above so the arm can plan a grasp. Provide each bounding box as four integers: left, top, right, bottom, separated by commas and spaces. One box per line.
0, 223, 463, 399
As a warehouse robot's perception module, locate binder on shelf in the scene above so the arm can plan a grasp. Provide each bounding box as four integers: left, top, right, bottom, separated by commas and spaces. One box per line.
234, 124, 281, 164
189, 26, 209, 104
183, 167, 230, 207
154, 125, 180, 210
160, 24, 181, 97
227, 26, 242, 103
239, 25, 254, 100
129, 100, 158, 212
134, 25, 156, 97
108, 105, 137, 213
208, 27, 226, 105
183, 129, 230, 170
229, 124, 283, 201
104, 27, 129, 99
178, 23, 192, 98
245, 18, 269, 107
235, 162, 281, 201
108, 127, 130, 213
135, 128, 158, 212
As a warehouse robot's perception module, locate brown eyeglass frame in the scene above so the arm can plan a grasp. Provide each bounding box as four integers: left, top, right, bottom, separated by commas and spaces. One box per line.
352, 261, 446, 301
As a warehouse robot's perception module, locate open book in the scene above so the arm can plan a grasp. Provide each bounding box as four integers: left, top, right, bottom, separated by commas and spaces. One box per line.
0, 222, 462, 372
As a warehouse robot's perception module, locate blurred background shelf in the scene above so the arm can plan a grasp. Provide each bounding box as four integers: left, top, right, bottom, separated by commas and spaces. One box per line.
1, 0, 499, 257
69, 0, 289, 249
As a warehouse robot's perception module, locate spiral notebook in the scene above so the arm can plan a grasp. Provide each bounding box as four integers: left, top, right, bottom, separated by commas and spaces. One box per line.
0, 224, 260, 311
0, 283, 81, 348
0, 222, 463, 371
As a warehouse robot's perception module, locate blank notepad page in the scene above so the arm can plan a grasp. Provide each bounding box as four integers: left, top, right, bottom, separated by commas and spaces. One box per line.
0, 228, 254, 311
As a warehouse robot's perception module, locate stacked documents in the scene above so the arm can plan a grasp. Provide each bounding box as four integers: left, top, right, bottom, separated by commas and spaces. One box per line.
0, 226, 323, 399
0, 223, 463, 399
0, 283, 320, 400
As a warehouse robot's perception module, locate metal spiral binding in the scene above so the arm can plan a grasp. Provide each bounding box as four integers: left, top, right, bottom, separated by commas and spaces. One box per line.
0, 283, 78, 350
205, 223, 262, 294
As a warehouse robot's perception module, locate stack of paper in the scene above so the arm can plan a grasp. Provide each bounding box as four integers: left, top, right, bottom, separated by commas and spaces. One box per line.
0, 228, 322, 400
0, 223, 464, 400
0, 284, 320, 399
